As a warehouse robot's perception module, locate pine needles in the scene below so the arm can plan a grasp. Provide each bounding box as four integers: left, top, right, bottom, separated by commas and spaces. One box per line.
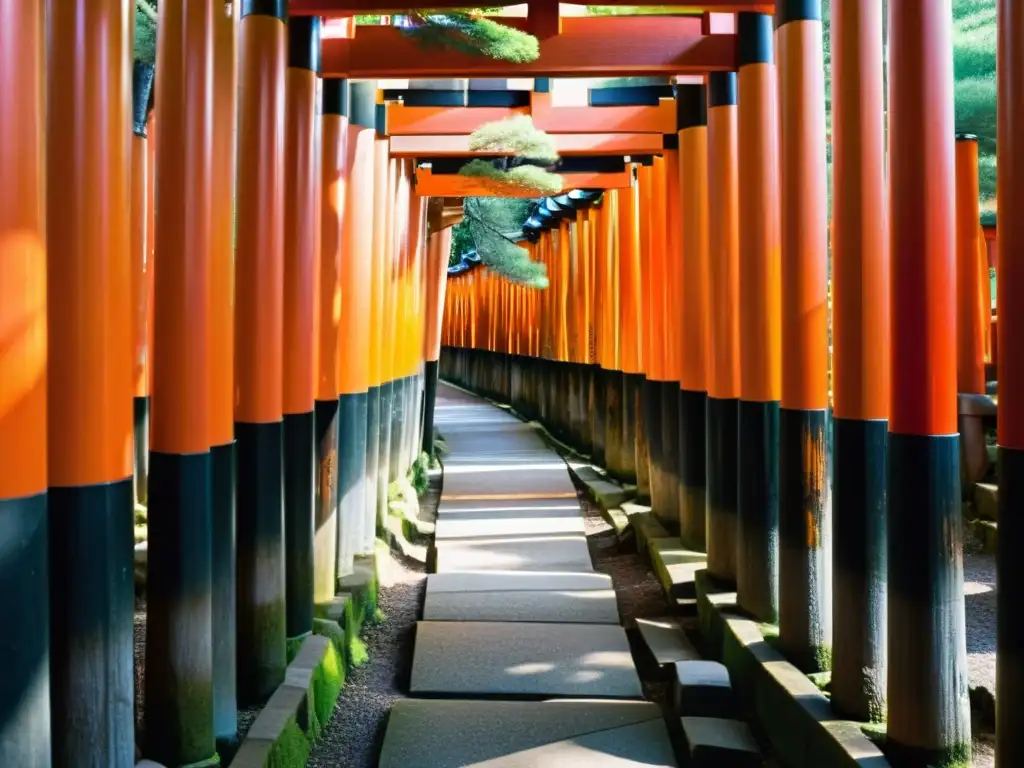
401, 11, 540, 64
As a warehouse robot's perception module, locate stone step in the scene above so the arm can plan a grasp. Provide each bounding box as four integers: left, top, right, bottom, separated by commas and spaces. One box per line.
969, 517, 998, 554
423, 587, 620, 624
681, 717, 762, 767
410, 621, 643, 699
635, 618, 701, 666
433, 534, 595, 574
674, 660, 735, 719
649, 538, 707, 600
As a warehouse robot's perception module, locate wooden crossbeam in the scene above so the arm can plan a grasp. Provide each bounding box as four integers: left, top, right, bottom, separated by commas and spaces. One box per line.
292, 0, 773, 15
415, 167, 630, 197
321, 16, 737, 77
390, 132, 665, 157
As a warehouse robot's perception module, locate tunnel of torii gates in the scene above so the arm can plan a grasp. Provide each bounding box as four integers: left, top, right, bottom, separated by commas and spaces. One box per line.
1, 0, 1024, 767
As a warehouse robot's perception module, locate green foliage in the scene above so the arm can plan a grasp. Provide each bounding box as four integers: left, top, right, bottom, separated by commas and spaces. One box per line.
402, 12, 540, 64
266, 719, 310, 768
953, 0, 997, 204
460, 159, 564, 196
134, 1, 158, 65
463, 197, 550, 287
410, 452, 431, 496
468, 116, 558, 163
348, 636, 369, 668
309, 642, 344, 738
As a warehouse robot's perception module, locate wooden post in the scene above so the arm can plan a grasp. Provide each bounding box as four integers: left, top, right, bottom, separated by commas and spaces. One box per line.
235, 0, 287, 704
146, 0, 217, 761
210, 0, 238, 751
888, 0, 971, 762
831, 0, 889, 722
736, 11, 781, 623
677, 84, 710, 553
777, 0, 832, 673
955, 136, 987, 395
998, 2, 1024, 764
0, 0, 49, 763
46, 0, 134, 764
706, 71, 740, 585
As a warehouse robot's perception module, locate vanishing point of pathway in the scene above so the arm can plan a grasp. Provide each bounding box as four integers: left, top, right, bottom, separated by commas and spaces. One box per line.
377, 383, 679, 766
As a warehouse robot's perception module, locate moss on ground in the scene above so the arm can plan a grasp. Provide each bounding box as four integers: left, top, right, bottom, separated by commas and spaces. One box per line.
309, 642, 344, 738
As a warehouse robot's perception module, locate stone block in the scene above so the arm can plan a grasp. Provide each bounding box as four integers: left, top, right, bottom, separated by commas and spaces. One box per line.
635, 618, 701, 666
674, 660, 735, 719
649, 538, 707, 600
680, 717, 761, 767
974, 482, 998, 521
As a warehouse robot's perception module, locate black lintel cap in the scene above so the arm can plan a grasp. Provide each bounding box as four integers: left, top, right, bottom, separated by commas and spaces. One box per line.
738, 12, 773, 67
708, 72, 737, 108
241, 0, 287, 21
323, 78, 349, 116
288, 16, 322, 73
675, 84, 707, 130
776, 0, 821, 27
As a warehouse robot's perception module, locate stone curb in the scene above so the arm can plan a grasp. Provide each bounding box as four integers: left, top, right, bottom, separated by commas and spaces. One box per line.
694, 570, 891, 768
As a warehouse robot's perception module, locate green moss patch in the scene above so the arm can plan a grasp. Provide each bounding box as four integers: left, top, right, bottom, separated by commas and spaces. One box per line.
309, 642, 344, 738
265, 719, 310, 768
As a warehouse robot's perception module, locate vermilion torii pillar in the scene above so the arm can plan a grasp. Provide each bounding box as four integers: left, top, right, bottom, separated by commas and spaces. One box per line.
997, 0, 1024, 765
235, 0, 288, 704
777, 0, 832, 674
316, 76, 346, 600
211, 0, 239, 750
423, 229, 453, 457
736, 11, 781, 624
831, 0, 889, 722
283, 14, 321, 654
888, 0, 971, 763
705, 71, 740, 586
337, 80, 376, 575
955, 135, 987, 396
47, 0, 134, 764
146, 0, 217, 762
676, 83, 710, 553
0, 1, 49, 764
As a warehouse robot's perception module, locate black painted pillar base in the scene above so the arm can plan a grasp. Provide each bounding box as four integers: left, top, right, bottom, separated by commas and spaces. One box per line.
284, 411, 314, 642
887, 432, 970, 767
591, 366, 606, 467
679, 388, 708, 552
422, 361, 439, 456
235, 420, 287, 705
832, 417, 887, 722
620, 373, 639, 484
210, 440, 237, 753
134, 394, 150, 505
706, 396, 738, 584
49, 479, 135, 768
630, 373, 649, 500
389, 376, 405, 483
313, 400, 339, 607
145, 451, 215, 766
338, 391, 369, 576
736, 399, 780, 624
364, 385, 381, 554
660, 381, 681, 536
376, 380, 394, 537
0, 492, 50, 768
603, 369, 624, 478
998, 445, 1024, 765
778, 407, 832, 673
642, 378, 662, 511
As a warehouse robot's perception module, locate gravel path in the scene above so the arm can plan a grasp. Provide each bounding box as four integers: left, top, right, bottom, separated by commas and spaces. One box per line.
964, 550, 997, 767
307, 478, 436, 768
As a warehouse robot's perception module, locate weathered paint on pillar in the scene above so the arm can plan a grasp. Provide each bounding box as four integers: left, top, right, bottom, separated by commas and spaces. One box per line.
211, 0, 239, 750
131, 79, 152, 507
706, 71, 740, 585
677, 84, 709, 553
736, 11, 781, 624
145, 0, 217, 761
955, 136, 987, 396
339, 78, 375, 572
659, 151, 682, 536
46, 0, 135, 764
831, 0, 889, 723
777, 0, 832, 674
997, 3, 1024, 765
423, 229, 452, 456
0, 0, 50, 763
235, 0, 287, 705
283, 14, 321, 651
619, 179, 643, 486
888, 0, 971, 763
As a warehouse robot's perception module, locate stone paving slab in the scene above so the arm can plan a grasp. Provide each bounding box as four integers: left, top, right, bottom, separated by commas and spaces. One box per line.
434, 535, 595, 573
435, 512, 585, 540
423, 588, 620, 624
636, 618, 702, 665
437, 498, 583, 515
379, 699, 671, 768
442, 466, 578, 499
426, 570, 614, 593
411, 621, 643, 698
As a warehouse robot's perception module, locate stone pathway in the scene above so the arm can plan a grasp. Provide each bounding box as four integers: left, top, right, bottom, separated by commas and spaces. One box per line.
378, 384, 679, 767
